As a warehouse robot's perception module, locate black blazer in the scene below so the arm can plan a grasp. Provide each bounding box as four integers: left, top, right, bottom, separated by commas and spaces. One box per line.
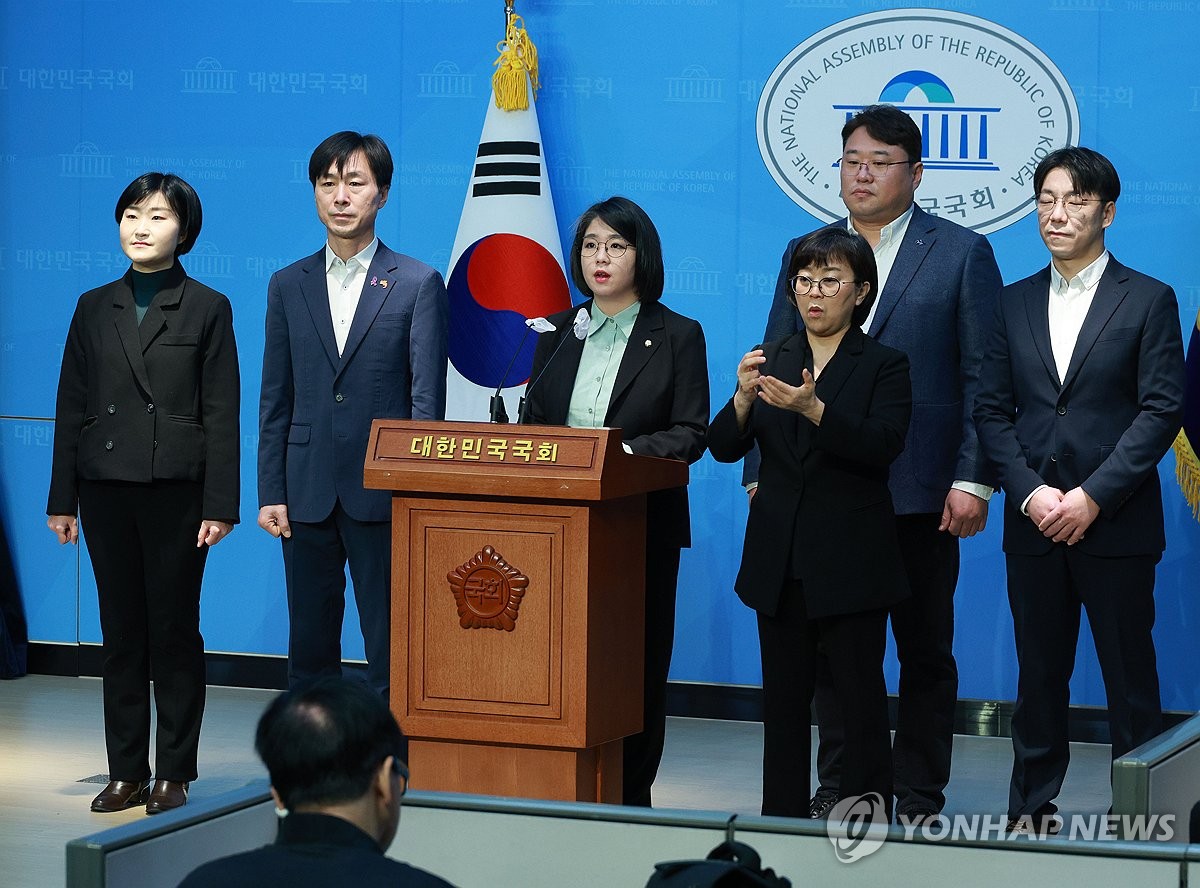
974, 255, 1185, 557
47, 262, 240, 522
709, 327, 912, 618
521, 299, 709, 549
178, 813, 454, 888
750, 206, 1002, 510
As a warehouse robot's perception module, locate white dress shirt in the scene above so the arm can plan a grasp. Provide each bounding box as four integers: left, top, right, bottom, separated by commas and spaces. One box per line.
325, 238, 379, 356
1048, 251, 1110, 384
852, 203, 913, 334
1020, 250, 1111, 515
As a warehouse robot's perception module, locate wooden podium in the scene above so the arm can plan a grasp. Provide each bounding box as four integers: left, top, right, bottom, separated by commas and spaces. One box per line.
363, 419, 688, 803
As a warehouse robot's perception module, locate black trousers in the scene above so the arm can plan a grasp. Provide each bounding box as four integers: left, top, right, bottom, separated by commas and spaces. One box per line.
814, 513, 959, 813
623, 546, 681, 807
79, 480, 208, 782
282, 500, 392, 699
758, 580, 892, 819
1006, 547, 1162, 819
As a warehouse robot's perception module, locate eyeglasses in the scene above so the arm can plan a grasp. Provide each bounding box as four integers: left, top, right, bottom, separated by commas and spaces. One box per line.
838, 156, 915, 178
1035, 194, 1103, 217
581, 238, 633, 258
790, 275, 859, 297
392, 758, 409, 796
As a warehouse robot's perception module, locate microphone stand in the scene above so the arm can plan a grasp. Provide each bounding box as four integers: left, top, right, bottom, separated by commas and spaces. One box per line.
517, 324, 580, 424
490, 324, 533, 423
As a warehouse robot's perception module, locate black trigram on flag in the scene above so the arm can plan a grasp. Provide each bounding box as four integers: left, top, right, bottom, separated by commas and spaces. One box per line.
472, 140, 542, 198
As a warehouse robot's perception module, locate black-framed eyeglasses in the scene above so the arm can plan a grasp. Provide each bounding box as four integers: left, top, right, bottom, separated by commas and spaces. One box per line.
838, 156, 916, 178
392, 758, 410, 796
581, 237, 633, 258
1035, 194, 1102, 217
790, 275, 859, 298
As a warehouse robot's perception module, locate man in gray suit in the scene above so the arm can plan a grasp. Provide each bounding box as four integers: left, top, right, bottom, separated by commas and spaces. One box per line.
258, 132, 448, 699
748, 105, 1002, 822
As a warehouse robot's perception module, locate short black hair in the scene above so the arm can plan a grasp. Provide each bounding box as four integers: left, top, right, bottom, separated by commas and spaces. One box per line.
570, 196, 664, 303
841, 104, 923, 164
308, 131, 393, 190
787, 227, 879, 328
113, 173, 203, 257
1032, 146, 1120, 203
255, 677, 407, 811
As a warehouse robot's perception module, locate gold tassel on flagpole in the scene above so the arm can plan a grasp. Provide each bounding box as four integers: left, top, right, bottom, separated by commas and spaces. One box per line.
492, 5, 539, 111
1174, 428, 1200, 519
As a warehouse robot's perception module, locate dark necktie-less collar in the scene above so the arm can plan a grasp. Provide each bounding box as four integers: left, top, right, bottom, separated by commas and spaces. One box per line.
131, 267, 172, 326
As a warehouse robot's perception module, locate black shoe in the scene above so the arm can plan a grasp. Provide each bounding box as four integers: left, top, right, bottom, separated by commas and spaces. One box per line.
1006, 815, 1061, 837
144, 779, 189, 815
808, 788, 839, 819
91, 779, 151, 813
897, 806, 941, 828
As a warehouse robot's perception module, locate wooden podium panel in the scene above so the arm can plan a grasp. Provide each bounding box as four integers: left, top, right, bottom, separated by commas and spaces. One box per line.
407, 738, 623, 803
405, 503, 564, 718
365, 420, 685, 803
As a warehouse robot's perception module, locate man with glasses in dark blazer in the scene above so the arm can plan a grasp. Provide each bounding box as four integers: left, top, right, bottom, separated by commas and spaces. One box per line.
975, 146, 1184, 835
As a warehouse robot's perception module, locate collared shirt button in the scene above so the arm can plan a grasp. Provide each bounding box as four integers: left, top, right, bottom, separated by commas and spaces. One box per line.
107, 405, 116, 414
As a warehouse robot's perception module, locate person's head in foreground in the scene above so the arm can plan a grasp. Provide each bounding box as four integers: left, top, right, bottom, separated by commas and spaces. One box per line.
257, 676, 409, 850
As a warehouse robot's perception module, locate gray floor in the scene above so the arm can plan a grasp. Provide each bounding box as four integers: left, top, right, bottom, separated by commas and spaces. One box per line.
0, 674, 1113, 887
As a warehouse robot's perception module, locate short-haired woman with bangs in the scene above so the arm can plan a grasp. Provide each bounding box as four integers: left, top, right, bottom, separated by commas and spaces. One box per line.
47, 173, 240, 814
521, 196, 709, 807
708, 226, 912, 820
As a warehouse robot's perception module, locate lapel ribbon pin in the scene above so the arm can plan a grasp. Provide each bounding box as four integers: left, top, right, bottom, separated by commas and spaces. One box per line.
645, 339, 652, 346
369, 276, 378, 286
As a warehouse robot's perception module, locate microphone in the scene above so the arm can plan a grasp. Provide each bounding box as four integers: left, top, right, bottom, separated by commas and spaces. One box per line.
518, 308, 590, 425
489, 316, 557, 423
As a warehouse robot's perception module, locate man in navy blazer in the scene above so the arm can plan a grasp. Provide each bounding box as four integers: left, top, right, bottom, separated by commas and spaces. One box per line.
258, 132, 449, 698
748, 105, 1002, 821
974, 147, 1184, 833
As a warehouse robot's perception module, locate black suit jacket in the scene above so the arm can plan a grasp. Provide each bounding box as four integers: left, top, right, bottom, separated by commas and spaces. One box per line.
521, 299, 709, 549
47, 261, 240, 522
709, 327, 912, 618
177, 813, 455, 888
749, 206, 1002, 510
974, 255, 1185, 556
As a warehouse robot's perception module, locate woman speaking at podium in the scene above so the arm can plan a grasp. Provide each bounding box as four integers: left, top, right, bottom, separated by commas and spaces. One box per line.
46, 173, 240, 815
708, 227, 911, 820
521, 196, 709, 806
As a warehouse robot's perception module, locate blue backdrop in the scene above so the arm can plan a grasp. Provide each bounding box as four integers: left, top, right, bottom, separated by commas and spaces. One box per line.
1, 0, 1196, 709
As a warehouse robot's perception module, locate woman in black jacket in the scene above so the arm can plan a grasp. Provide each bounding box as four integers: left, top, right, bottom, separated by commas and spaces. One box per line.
46, 173, 239, 814
521, 196, 709, 806
708, 227, 911, 819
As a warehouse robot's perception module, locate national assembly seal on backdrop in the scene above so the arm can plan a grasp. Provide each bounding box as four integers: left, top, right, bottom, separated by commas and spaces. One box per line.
757, 10, 1079, 234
